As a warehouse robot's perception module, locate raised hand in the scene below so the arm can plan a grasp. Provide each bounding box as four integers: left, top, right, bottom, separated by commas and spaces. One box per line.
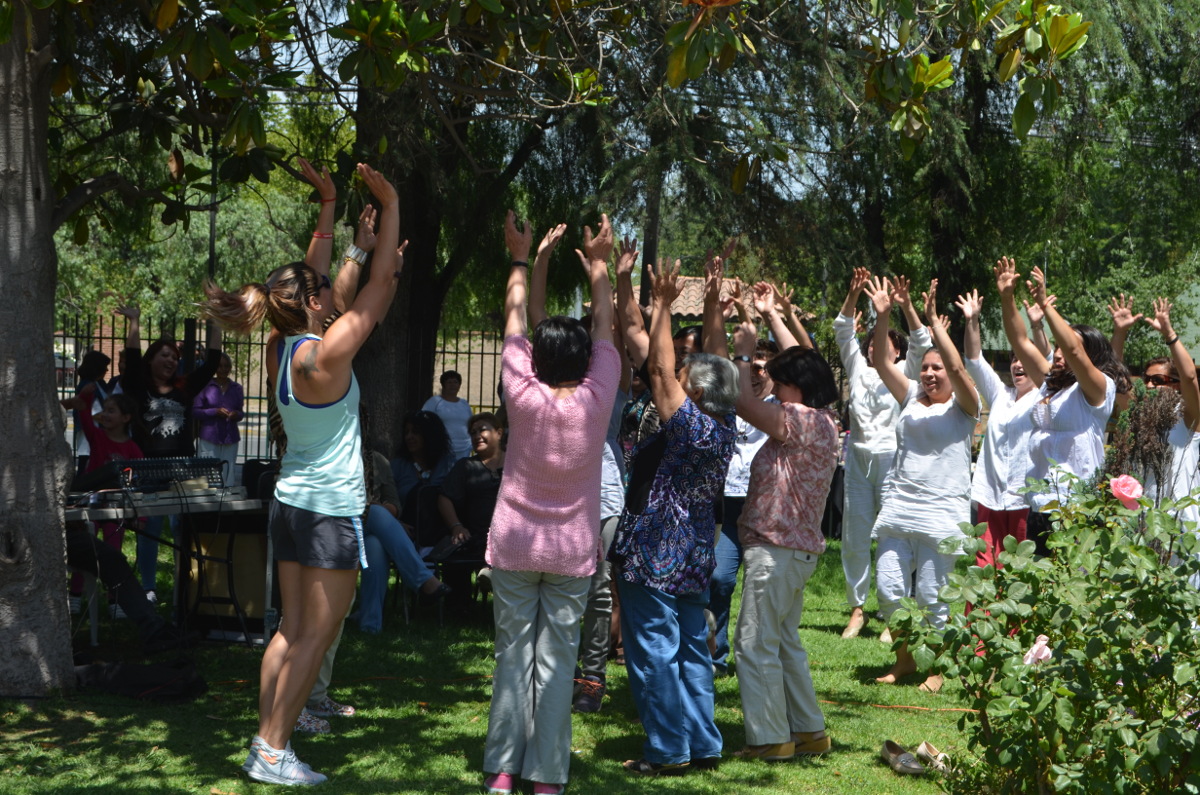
581, 213, 614, 263
771, 281, 794, 318
955, 289, 983, 322
356, 163, 397, 206
538, 223, 567, 263
1144, 297, 1174, 336
704, 254, 724, 300
921, 279, 939, 323
299, 157, 336, 202
616, 235, 639, 278
354, 204, 378, 252
849, 267, 871, 295
648, 258, 682, 307
732, 320, 758, 359
994, 256, 1020, 298
854, 310, 864, 335
867, 275, 892, 316
1026, 265, 1050, 307
394, 240, 410, 275
1107, 293, 1143, 332
504, 209, 533, 261
1023, 298, 1045, 325
115, 304, 140, 321
889, 274, 914, 310
722, 279, 749, 323
752, 281, 777, 317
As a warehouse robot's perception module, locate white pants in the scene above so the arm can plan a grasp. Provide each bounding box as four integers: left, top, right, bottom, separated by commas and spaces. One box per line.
484, 568, 589, 785
841, 447, 894, 607
734, 545, 825, 745
875, 530, 957, 630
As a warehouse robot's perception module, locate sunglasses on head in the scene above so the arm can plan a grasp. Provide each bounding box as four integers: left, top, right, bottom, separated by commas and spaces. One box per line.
1146, 374, 1179, 386
318, 274, 331, 291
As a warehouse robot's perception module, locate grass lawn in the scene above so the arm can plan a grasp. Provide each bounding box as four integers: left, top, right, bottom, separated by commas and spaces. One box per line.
2, 540, 973, 794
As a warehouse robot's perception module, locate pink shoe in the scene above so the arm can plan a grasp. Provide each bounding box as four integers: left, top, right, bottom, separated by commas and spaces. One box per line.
484, 772, 515, 794
533, 784, 565, 795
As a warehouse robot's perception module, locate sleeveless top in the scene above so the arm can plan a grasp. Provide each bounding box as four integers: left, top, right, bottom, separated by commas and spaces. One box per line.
273, 333, 365, 517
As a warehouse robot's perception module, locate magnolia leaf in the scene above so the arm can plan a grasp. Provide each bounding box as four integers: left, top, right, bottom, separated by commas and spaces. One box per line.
1055, 22, 1091, 56
156, 0, 179, 32
1013, 92, 1036, 139
999, 47, 1022, 82
731, 155, 750, 194
1024, 27, 1042, 53
73, 215, 89, 245
666, 42, 689, 88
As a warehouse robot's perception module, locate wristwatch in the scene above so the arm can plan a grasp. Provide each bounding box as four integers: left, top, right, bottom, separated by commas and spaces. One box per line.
733, 355, 752, 364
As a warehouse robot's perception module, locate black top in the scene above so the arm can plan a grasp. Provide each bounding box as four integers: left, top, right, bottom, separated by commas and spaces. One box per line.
121, 346, 220, 458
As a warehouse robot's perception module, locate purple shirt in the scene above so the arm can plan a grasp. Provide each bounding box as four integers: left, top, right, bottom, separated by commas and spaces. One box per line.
193, 379, 244, 445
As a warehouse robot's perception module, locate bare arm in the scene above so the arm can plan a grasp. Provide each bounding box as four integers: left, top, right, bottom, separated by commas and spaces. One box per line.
702, 254, 728, 356
333, 204, 377, 314
438, 494, 470, 545
868, 277, 911, 403
116, 304, 141, 350
955, 289, 983, 360
751, 281, 802, 350
1024, 299, 1052, 358
1106, 293, 1142, 364
1030, 266, 1109, 407
1145, 298, 1200, 430
732, 319, 790, 441
299, 158, 336, 278
503, 209, 532, 338
925, 280, 979, 417
997, 256, 1048, 386
614, 235, 649, 367
890, 275, 924, 335
772, 281, 811, 349
840, 268, 871, 318
576, 213, 614, 346
646, 259, 687, 423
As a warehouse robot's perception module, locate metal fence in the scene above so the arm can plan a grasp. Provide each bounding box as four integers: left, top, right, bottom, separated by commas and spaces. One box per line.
54, 314, 505, 472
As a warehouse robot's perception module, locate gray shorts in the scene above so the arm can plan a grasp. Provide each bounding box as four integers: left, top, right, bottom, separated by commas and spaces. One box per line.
270, 500, 363, 570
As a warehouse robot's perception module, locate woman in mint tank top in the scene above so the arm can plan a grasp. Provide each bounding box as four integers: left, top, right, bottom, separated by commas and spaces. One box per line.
203, 161, 406, 787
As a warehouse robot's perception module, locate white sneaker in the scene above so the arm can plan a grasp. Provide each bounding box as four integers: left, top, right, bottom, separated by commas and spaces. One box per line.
242, 737, 326, 785
68, 596, 81, 616
144, 590, 158, 605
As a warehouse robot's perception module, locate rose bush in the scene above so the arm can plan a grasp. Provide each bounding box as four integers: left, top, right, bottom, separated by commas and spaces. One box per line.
890, 477, 1200, 793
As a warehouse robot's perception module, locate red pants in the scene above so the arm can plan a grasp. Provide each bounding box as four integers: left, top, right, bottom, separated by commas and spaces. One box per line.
975, 505, 1029, 570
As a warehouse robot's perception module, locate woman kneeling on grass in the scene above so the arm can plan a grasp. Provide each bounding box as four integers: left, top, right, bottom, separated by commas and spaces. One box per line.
204, 163, 403, 785
867, 276, 979, 694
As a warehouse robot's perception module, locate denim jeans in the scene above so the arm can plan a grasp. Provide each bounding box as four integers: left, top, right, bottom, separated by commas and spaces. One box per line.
706, 496, 745, 672
136, 514, 175, 592
619, 580, 722, 765
356, 504, 434, 633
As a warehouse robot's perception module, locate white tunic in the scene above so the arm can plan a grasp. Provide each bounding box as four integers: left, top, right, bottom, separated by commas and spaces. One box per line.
965, 356, 1040, 511
1025, 376, 1116, 511
1149, 416, 1200, 530
874, 381, 979, 542
834, 313, 931, 455
724, 395, 777, 498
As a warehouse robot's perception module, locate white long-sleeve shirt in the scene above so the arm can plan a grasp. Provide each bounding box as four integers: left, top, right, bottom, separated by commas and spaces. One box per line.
834, 312, 931, 455
965, 356, 1039, 511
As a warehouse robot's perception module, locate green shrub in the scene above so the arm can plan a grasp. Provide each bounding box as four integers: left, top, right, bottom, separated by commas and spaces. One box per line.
892, 478, 1200, 794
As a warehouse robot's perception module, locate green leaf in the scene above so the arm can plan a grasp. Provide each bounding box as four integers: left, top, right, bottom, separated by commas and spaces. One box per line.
207, 27, 237, 68
899, 135, 916, 161
685, 31, 709, 80
1024, 27, 1042, 53
731, 155, 750, 194
998, 47, 1022, 82
1013, 92, 1036, 140
477, 0, 504, 14
73, 215, 89, 245
666, 43, 688, 88
1055, 22, 1091, 57
911, 643, 936, 670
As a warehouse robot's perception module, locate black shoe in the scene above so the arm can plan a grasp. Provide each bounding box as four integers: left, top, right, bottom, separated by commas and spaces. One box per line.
418, 583, 452, 606
691, 757, 721, 771
623, 758, 690, 776
572, 675, 605, 713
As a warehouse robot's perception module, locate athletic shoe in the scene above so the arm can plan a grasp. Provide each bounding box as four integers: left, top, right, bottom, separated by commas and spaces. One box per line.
243, 738, 327, 785
573, 675, 605, 713
68, 596, 81, 616
532, 784, 565, 794
476, 567, 493, 594
294, 708, 331, 735
307, 695, 355, 718
484, 772, 515, 794
144, 589, 158, 605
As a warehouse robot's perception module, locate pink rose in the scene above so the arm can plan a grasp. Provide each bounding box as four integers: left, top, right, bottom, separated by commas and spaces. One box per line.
1023, 634, 1052, 666
1110, 475, 1144, 510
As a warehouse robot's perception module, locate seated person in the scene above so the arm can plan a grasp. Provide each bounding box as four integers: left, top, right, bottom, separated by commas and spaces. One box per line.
391, 410, 456, 544
437, 412, 505, 612
358, 448, 450, 633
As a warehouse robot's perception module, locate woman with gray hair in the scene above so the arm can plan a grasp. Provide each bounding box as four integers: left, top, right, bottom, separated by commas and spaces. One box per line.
609, 259, 738, 776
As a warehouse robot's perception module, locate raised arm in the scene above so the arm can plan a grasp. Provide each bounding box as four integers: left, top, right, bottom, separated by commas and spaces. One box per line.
925, 280, 979, 417
955, 289, 984, 360
503, 209, 532, 338
1029, 266, 1108, 407
615, 235, 649, 367
867, 277, 910, 403
1024, 298, 1052, 358
890, 275, 924, 335
299, 157, 336, 277
333, 204, 377, 314
839, 267, 870, 319
732, 319, 790, 441
1145, 298, 1199, 430
317, 164, 402, 367
1106, 293, 1142, 364
646, 259, 687, 423
575, 214, 614, 346
997, 256, 1048, 386
753, 281, 803, 350
702, 253, 729, 356
772, 281, 812, 349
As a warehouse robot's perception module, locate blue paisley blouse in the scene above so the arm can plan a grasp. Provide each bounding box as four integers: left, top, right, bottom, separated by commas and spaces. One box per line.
611, 398, 736, 596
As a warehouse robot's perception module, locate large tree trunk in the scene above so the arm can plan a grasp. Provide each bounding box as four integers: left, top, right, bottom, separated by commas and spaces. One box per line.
0, 6, 76, 696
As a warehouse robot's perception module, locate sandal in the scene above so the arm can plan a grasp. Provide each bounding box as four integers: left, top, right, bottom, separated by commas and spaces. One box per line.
622, 758, 690, 777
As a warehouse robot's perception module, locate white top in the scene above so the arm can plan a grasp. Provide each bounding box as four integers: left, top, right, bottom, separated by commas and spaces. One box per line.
1149, 416, 1200, 529
834, 312, 932, 455
1025, 376, 1116, 511
422, 394, 474, 461
965, 356, 1040, 511
875, 381, 979, 541
725, 395, 778, 497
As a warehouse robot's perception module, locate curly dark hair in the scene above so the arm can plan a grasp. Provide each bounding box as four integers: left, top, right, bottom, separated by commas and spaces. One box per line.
1044, 324, 1131, 396
397, 410, 451, 468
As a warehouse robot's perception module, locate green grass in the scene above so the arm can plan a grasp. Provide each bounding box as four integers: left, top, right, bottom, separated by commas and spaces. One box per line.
3, 540, 973, 793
